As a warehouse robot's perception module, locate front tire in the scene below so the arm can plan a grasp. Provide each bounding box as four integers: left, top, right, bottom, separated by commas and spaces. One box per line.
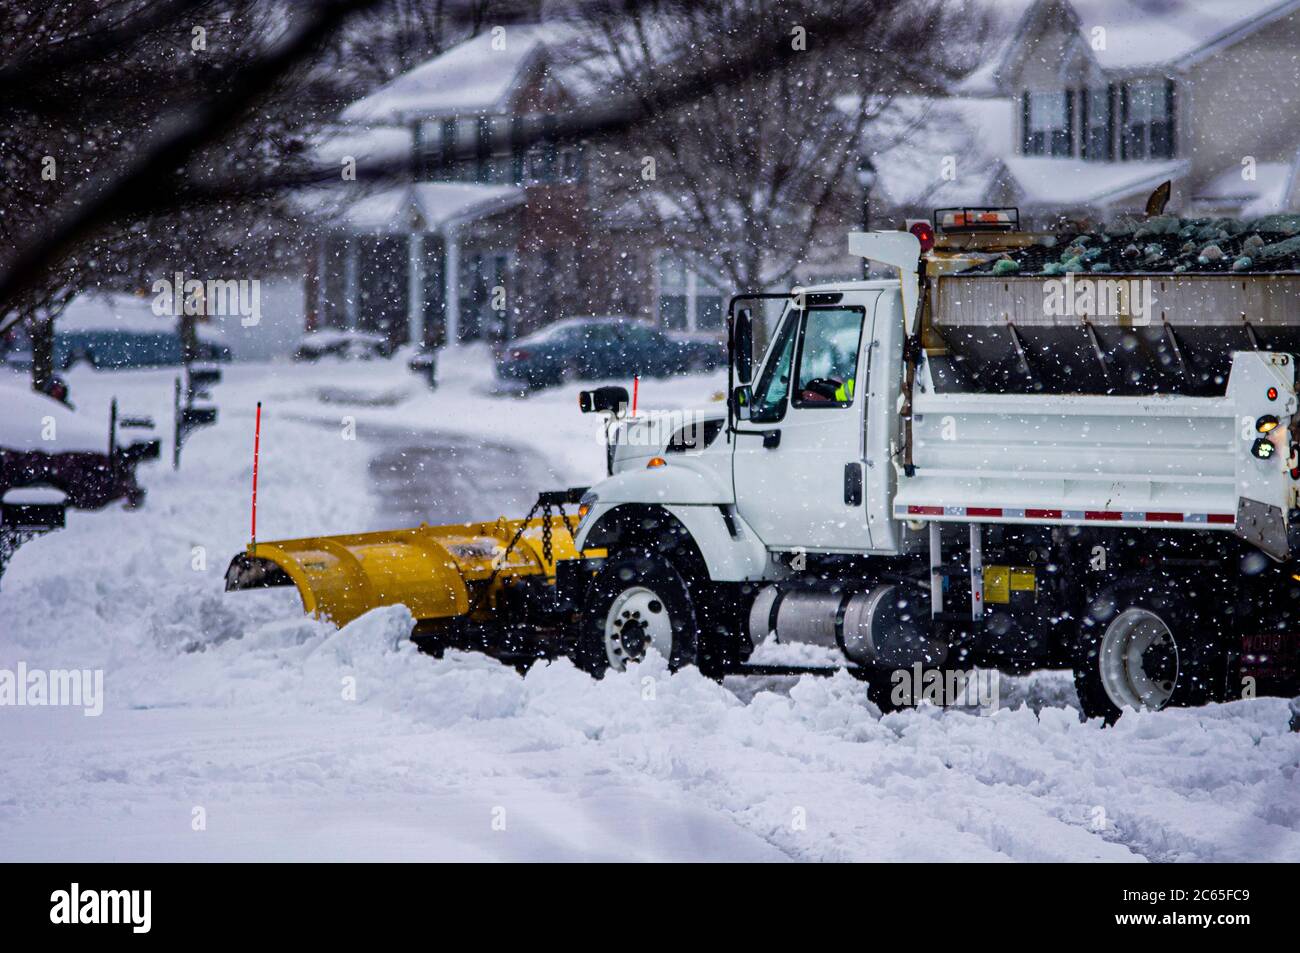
1073, 572, 1230, 723
574, 549, 699, 677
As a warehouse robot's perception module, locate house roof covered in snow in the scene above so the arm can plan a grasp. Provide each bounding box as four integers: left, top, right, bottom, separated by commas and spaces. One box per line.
1069, 0, 1300, 71
311, 124, 412, 168
1194, 158, 1300, 218
341, 25, 564, 124
961, 0, 1300, 94
325, 182, 524, 233
57, 292, 173, 334
1002, 156, 1188, 207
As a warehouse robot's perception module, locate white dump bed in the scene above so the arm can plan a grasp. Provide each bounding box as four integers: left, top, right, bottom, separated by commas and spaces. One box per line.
894, 350, 1298, 558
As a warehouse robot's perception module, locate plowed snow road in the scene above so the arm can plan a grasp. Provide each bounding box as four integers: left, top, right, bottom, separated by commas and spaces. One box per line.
365, 427, 565, 528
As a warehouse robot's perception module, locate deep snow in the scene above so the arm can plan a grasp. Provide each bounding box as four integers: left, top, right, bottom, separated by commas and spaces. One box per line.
1, 350, 1298, 862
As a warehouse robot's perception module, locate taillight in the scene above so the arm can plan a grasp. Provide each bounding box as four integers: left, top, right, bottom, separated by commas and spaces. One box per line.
909, 220, 935, 252
510, 349, 531, 361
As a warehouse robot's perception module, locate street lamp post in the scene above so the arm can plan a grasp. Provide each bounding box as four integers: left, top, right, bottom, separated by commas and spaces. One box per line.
855, 155, 877, 280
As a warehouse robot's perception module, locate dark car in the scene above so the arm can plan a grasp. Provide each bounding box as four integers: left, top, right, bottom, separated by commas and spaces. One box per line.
293, 330, 393, 362
495, 317, 724, 390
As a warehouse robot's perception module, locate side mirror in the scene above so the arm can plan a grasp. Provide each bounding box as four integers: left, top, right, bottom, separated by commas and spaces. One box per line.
579, 385, 629, 415
732, 309, 754, 385
729, 384, 752, 421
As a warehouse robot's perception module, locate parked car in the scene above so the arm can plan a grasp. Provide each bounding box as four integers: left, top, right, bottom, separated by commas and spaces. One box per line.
294, 329, 393, 362
664, 329, 727, 371
495, 317, 725, 390
0, 292, 231, 370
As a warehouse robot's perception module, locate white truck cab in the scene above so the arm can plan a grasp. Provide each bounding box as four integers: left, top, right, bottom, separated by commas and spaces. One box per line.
570, 223, 1300, 722
580, 281, 911, 570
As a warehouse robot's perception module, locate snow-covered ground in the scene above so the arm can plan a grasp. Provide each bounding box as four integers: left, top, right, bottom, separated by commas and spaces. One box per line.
2, 350, 1298, 862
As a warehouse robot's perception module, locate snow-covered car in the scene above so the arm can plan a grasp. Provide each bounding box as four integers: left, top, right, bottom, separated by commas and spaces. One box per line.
0, 382, 160, 509
0, 292, 231, 370
294, 329, 393, 362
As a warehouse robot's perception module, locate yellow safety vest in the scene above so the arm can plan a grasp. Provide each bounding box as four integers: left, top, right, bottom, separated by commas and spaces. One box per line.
834, 378, 855, 402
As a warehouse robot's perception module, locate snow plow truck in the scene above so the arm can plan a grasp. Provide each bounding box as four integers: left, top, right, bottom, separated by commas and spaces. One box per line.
227, 208, 1300, 722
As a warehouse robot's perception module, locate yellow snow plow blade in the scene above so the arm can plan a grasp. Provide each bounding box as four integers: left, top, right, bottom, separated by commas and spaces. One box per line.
224, 513, 582, 628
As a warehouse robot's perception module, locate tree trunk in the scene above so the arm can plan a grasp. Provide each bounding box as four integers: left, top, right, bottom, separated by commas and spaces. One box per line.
27, 311, 54, 391
740, 245, 770, 351
179, 311, 199, 366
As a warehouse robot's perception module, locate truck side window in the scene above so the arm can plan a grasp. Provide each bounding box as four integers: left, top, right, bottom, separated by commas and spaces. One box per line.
793, 307, 864, 407
748, 311, 798, 424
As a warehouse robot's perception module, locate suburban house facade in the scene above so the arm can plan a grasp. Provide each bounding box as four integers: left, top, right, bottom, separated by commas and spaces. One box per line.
302, 26, 728, 351
303, 2, 1300, 351
867, 0, 1300, 231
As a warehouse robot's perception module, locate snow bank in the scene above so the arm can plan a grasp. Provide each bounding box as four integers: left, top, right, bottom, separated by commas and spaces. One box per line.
49, 597, 1297, 862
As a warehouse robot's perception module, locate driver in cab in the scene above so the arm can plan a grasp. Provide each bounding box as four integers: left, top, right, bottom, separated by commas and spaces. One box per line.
797, 329, 857, 404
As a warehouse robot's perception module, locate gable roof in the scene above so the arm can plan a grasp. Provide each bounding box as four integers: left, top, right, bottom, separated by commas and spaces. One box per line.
342, 25, 559, 124
964, 0, 1300, 93
1194, 156, 1300, 217
1073, 0, 1300, 71
1001, 155, 1188, 206
341, 182, 524, 233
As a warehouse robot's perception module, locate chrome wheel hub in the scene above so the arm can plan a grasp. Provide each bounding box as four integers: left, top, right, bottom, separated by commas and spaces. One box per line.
603, 586, 673, 670
1098, 608, 1179, 712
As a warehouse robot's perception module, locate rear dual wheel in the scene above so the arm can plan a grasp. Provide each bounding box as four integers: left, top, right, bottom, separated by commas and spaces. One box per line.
1073, 572, 1231, 723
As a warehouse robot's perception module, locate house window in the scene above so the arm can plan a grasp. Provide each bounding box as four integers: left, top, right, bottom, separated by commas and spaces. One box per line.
1122, 79, 1175, 160
657, 255, 723, 332
1081, 85, 1114, 161
1022, 90, 1073, 157
453, 118, 479, 181
559, 143, 584, 183
474, 116, 514, 184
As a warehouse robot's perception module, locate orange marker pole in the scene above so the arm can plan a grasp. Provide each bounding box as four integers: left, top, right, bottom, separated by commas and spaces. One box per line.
250, 401, 262, 550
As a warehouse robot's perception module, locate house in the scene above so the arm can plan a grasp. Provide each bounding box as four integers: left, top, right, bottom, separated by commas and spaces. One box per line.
304, 26, 593, 350
868, 0, 1300, 230
302, 25, 729, 352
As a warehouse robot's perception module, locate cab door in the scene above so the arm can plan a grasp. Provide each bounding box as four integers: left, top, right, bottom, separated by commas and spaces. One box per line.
732, 295, 878, 552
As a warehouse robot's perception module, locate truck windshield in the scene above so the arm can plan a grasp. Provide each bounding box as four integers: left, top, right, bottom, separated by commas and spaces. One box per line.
749, 308, 799, 423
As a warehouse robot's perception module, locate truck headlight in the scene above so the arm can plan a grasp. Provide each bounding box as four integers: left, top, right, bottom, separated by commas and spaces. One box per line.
576, 492, 598, 534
